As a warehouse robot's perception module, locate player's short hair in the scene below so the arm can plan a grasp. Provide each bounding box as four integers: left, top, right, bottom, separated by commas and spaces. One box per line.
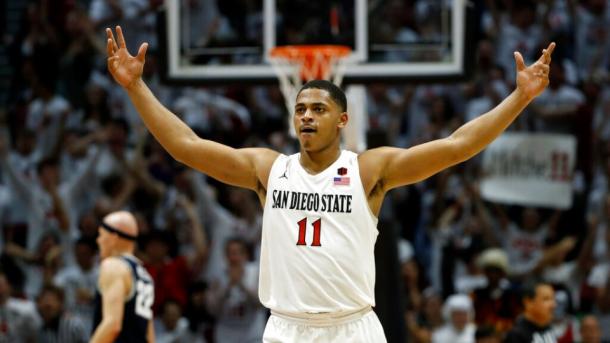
297, 80, 347, 112
521, 281, 551, 301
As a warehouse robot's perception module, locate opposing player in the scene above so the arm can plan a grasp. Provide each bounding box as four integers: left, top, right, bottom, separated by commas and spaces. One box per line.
91, 210, 155, 343
105, 25, 554, 342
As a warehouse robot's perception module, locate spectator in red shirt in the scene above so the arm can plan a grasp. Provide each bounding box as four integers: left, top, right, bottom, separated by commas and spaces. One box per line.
143, 196, 207, 312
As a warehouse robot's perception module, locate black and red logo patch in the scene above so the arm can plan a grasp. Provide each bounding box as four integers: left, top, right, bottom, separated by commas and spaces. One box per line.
337, 167, 348, 175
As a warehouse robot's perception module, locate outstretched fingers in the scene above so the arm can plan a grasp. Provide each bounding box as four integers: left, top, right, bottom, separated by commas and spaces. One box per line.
107, 38, 114, 57
106, 28, 118, 55
514, 51, 526, 72
537, 42, 556, 65
116, 26, 127, 49
136, 42, 148, 63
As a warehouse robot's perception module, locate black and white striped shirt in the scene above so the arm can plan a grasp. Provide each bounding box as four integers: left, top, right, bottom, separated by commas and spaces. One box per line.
504, 317, 556, 343
36, 313, 88, 343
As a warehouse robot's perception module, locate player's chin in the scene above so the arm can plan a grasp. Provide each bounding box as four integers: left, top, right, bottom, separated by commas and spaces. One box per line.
301, 142, 329, 154
300, 140, 312, 150
298, 134, 312, 145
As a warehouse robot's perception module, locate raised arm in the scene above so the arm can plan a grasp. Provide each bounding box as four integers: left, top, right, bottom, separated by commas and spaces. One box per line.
105, 26, 278, 192
177, 194, 208, 274
361, 43, 555, 198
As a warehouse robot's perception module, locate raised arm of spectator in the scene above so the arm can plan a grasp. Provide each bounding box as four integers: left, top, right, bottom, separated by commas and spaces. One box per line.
121, 131, 166, 198
64, 145, 102, 201
105, 26, 278, 194
46, 109, 71, 160
489, 203, 511, 232
546, 209, 563, 240
204, 92, 252, 129
467, 181, 501, 247
191, 173, 218, 224
435, 201, 459, 233
98, 175, 137, 214
430, 170, 453, 224
191, 172, 240, 234
81, 10, 107, 55
3, 242, 38, 263
0, 137, 45, 220
46, 183, 70, 232
177, 194, 208, 275
576, 216, 598, 272
530, 236, 577, 276
0, 136, 69, 232
65, 128, 108, 156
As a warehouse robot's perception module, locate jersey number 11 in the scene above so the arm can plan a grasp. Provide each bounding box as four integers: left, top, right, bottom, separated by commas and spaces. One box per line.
296, 218, 322, 247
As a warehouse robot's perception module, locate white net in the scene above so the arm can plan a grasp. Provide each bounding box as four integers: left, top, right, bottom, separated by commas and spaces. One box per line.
269, 46, 350, 137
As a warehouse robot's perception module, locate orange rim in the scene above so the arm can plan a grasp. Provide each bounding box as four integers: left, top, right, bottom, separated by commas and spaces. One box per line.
270, 45, 351, 80
269, 45, 351, 60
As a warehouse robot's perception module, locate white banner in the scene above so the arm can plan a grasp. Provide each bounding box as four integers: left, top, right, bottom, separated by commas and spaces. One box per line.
480, 133, 577, 209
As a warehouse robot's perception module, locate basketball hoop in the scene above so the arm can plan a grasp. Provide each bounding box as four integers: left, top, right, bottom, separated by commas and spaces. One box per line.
270, 45, 351, 82
269, 45, 352, 129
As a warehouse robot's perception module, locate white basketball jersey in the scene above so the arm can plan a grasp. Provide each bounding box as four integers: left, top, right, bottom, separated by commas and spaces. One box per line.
259, 150, 379, 314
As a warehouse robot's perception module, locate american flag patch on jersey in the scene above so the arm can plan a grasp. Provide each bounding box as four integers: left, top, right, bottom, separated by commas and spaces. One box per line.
333, 176, 350, 186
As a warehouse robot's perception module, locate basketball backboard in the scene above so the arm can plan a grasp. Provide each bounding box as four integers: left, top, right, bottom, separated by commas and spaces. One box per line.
160, 0, 474, 84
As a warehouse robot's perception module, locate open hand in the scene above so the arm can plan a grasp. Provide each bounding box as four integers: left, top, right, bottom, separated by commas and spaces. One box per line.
106, 26, 148, 89
515, 42, 555, 100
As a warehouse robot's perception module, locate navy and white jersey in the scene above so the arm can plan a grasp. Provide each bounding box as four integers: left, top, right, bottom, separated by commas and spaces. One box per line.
260, 150, 379, 314
92, 254, 154, 342
503, 317, 556, 343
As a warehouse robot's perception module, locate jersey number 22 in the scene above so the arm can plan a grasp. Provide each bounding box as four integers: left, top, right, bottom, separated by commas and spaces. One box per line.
135, 280, 154, 319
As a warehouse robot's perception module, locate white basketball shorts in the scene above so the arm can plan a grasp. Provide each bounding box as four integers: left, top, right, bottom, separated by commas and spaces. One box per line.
262, 307, 387, 343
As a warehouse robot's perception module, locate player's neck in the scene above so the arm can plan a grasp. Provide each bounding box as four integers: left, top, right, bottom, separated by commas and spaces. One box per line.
299, 146, 341, 174
108, 248, 134, 259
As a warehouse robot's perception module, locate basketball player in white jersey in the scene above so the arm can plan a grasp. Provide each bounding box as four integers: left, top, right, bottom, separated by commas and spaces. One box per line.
105, 25, 554, 342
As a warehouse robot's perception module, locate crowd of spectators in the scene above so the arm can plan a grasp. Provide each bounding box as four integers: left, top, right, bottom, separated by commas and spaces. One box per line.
0, 0, 609, 342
